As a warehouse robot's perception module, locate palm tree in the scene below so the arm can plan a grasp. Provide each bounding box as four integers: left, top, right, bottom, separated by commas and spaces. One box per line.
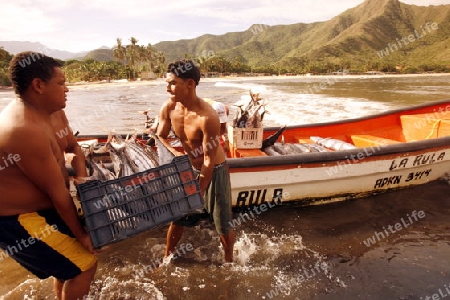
113, 38, 126, 65
127, 37, 139, 79
113, 38, 127, 79
137, 45, 147, 72
145, 43, 154, 72
155, 51, 166, 77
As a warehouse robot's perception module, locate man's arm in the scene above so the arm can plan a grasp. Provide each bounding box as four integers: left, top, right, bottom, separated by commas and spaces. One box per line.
219, 103, 230, 152
198, 116, 221, 196
9, 127, 94, 253
60, 112, 88, 179
220, 122, 230, 153
156, 101, 184, 156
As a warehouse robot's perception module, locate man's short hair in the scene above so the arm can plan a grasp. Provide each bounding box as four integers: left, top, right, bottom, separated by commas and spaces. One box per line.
166, 59, 201, 86
9, 51, 61, 95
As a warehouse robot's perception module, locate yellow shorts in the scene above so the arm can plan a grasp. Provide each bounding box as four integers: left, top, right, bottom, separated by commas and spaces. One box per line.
0, 209, 96, 281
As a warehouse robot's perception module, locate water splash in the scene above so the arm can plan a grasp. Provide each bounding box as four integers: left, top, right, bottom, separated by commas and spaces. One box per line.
89, 277, 164, 300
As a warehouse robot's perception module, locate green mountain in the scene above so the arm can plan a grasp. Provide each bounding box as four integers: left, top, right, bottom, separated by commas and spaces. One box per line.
152, 0, 450, 72
83, 48, 114, 61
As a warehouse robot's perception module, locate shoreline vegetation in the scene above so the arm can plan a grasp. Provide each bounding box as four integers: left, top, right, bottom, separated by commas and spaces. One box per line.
67, 72, 450, 87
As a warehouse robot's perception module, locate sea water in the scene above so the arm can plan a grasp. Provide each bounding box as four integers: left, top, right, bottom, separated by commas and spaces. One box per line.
0, 74, 450, 299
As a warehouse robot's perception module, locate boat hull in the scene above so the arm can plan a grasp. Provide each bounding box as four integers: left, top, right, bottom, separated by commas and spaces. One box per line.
229, 145, 450, 208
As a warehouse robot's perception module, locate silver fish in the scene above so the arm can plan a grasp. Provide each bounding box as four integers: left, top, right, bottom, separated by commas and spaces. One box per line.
124, 140, 158, 171
282, 143, 303, 155
303, 143, 329, 153
233, 92, 266, 129
293, 143, 312, 153
235, 109, 249, 128
263, 145, 281, 156
155, 136, 176, 166
86, 159, 116, 181
273, 142, 290, 155
104, 205, 142, 232
108, 140, 136, 177
105, 133, 159, 176
141, 141, 160, 167
232, 105, 245, 128
310, 136, 356, 151
245, 104, 264, 128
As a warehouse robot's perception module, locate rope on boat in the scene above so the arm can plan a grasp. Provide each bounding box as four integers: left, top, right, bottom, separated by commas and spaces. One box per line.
425, 119, 442, 139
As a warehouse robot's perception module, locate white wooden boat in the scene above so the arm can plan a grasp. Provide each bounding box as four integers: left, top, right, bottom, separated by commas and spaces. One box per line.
76, 100, 450, 208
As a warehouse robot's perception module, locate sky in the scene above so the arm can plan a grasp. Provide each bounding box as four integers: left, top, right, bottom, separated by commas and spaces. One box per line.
1, 0, 449, 53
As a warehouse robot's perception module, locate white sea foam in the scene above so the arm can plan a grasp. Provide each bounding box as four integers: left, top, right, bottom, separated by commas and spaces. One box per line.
232, 232, 306, 269
260, 92, 394, 127
92, 277, 164, 300
214, 81, 268, 93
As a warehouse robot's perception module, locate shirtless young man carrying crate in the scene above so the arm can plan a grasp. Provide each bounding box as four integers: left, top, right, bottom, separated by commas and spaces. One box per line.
157, 59, 235, 262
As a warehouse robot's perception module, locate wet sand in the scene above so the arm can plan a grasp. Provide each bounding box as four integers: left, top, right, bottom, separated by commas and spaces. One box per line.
3, 180, 449, 299
285, 180, 450, 299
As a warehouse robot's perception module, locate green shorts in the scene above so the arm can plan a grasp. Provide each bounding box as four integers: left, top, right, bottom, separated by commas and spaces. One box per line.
174, 162, 233, 235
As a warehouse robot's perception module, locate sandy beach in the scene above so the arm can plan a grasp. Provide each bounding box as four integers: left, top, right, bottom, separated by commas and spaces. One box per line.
64, 72, 450, 90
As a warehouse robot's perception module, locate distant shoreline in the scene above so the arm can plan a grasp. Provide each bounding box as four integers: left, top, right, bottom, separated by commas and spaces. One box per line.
65, 72, 450, 89
201, 72, 450, 81
1, 72, 449, 91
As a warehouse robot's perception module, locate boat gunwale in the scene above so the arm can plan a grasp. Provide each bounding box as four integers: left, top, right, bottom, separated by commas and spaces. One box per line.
226, 137, 450, 168
262, 99, 450, 132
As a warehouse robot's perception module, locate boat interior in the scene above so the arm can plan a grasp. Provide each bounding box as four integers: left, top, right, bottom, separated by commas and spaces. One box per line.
75, 101, 450, 160
229, 101, 450, 158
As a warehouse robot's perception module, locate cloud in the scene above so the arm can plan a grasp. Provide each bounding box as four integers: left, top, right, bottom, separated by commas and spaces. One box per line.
401, 0, 450, 4
182, 1, 369, 26
75, 0, 220, 18
0, 3, 57, 40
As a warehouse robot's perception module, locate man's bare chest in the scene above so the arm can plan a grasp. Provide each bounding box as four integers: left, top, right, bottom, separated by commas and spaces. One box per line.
170, 112, 202, 143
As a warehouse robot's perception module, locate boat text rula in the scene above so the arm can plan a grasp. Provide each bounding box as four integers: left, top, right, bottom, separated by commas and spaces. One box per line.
157, 59, 235, 262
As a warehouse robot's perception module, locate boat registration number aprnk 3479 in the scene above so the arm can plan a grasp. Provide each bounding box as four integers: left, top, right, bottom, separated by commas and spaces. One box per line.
374, 169, 432, 189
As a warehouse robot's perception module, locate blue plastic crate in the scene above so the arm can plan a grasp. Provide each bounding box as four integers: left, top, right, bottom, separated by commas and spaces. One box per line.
76, 155, 203, 248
